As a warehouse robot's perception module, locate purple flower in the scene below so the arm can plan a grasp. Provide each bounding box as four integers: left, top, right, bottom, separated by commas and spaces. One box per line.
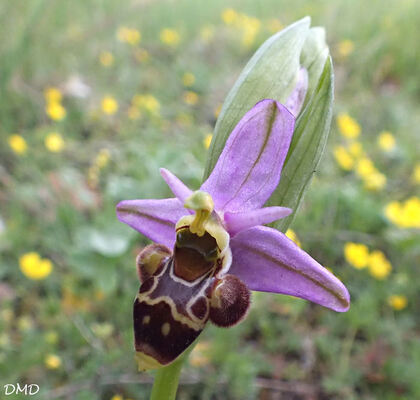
117, 99, 349, 370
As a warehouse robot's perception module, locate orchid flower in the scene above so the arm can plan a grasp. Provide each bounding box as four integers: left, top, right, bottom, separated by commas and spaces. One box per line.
116, 99, 350, 371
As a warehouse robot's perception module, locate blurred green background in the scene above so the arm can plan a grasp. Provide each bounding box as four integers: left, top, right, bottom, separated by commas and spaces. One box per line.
1, 0, 419, 399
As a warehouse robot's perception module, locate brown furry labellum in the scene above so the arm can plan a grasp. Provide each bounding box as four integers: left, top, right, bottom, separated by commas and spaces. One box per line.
133, 227, 251, 371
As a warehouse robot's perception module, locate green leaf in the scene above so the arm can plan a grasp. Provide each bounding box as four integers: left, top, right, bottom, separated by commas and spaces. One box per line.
203, 17, 311, 180
267, 56, 334, 232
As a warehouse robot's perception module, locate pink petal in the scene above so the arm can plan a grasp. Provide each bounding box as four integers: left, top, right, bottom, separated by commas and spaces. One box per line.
116, 198, 188, 248
224, 207, 292, 236
229, 226, 350, 312
285, 67, 308, 116
201, 99, 295, 213
160, 168, 193, 205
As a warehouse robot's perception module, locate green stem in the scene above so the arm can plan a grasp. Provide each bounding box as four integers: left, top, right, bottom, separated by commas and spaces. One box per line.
149, 353, 186, 400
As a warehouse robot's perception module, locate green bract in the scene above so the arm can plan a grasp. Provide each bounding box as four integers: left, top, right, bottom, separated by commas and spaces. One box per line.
203, 17, 334, 233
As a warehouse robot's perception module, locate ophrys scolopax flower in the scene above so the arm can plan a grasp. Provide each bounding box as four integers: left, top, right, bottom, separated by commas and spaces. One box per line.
116, 99, 350, 370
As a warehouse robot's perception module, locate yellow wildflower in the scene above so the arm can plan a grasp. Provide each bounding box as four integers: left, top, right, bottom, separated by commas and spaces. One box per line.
189, 341, 211, 367
111, 395, 123, 400
8, 134, 27, 155
96, 148, 111, 168
378, 131, 395, 151
45, 331, 58, 345
412, 163, 420, 184
134, 48, 150, 63
286, 229, 301, 248
385, 197, 420, 228
183, 91, 199, 106
356, 157, 375, 178
388, 295, 407, 311
117, 27, 141, 45
160, 28, 180, 46
337, 113, 361, 139
333, 146, 354, 171
45, 132, 65, 153
363, 171, 386, 191
182, 72, 195, 87
221, 8, 238, 25
203, 133, 212, 149
343, 242, 369, 269
337, 40, 354, 57
17, 316, 33, 332
200, 25, 215, 41
101, 95, 118, 115
45, 354, 62, 369
46, 102, 66, 121
19, 252, 53, 280
348, 141, 363, 158
132, 94, 160, 115
44, 87, 62, 103
267, 18, 283, 33
384, 201, 403, 226
99, 51, 114, 67
214, 103, 222, 118
368, 250, 392, 279
239, 14, 260, 47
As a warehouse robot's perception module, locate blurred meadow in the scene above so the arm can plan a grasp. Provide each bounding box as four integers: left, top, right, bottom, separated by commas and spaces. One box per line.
1, 0, 420, 399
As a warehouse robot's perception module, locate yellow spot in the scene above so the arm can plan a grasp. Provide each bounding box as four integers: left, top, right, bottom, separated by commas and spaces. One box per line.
45, 132, 65, 153
183, 91, 199, 105
132, 94, 160, 115
8, 134, 27, 155
95, 148, 111, 168
348, 141, 364, 158
45, 354, 62, 369
44, 87, 62, 103
285, 229, 301, 247
182, 72, 195, 87
46, 102, 66, 121
111, 395, 123, 400
117, 27, 141, 45
214, 103, 222, 119
142, 315, 151, 325
384, 197, 420, 228
378, 131, 396, 151
135, 351, 163, 371
343, 242, 369, 269
161, 322, 170, 336
189, 341, 211, 367
160, 28, 180, 46
388, 295, 407, 311
19, 252, 53, 280
45, 331, 58, 345
221, 8, 238, 25
356, 157, 375, 177
267, 18, 283, 33
337, 40, 354, 58
363, 171, 386, 191
368, 250, 392, 280
99, 51, 114, 67
333, 146, 354, 171
337, 113, 360, 139
203, 134, 212, 149
412, 163, 420, 184
101, 95, 118, 115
